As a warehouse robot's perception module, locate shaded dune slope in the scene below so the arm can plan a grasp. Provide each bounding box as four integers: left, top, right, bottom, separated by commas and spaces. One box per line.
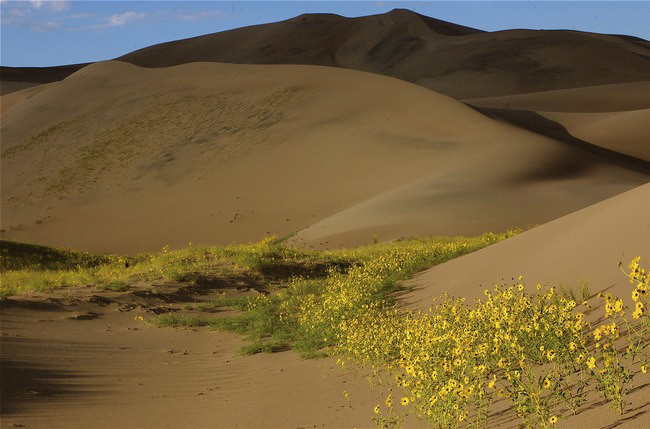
1, 61, 647, 253
3, 9, 646, 100
463, 82, 650, 113
464, 82, 650, 163
539, 109, 650, 162
0, 64, 87, 95
117, 9, 650, 99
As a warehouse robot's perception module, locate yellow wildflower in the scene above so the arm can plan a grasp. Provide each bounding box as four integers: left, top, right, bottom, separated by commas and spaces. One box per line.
587, 356, 597, 370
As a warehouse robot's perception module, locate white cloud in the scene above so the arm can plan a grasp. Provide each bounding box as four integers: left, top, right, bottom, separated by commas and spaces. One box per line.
180, 10, 224, 21
0, 0, 70, 29
81, 11, 148, 30
106, 11, 146, 27
8, 7, 25, 16
62, 12, 95, 20
26, 0, 70, 13
0, 2, 64, 31
29, 19, 59, 31
0, 15, 21, 25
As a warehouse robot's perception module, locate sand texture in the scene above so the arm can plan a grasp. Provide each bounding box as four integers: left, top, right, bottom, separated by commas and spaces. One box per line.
1, 61, 647, 253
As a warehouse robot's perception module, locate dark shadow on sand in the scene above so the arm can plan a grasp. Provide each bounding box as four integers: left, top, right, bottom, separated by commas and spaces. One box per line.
0, 336, 108, 416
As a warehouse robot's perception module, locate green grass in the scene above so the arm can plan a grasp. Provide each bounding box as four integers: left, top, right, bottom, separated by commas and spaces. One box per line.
0, 236, 351, 296
147, 231, 520, 357
0, 240, 108, 272
184, 295, 252, 312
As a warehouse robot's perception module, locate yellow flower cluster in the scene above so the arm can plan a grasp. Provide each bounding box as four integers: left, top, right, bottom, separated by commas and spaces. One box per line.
301, 254, 649, 428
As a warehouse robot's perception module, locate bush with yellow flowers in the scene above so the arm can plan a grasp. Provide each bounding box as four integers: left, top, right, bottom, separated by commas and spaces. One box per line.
315, 257, 650, 428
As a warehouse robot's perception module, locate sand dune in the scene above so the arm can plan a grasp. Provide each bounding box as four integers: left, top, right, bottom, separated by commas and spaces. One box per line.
116, 9, 650, 99
462, 82, 650, 167
0, 83, 54, 116
4, 10, 647, 156
1, 60, 647, 253
404, 183, 650, 308
463, 81, 650, 113
539, 109, 650, 162
0, 64, 87, 95
3, 10, 647, 100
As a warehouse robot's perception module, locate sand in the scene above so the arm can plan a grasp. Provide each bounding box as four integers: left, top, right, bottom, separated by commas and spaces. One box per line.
2, 61, 647, 254
405, 183, 650, 311
0, 83, 53, 116
0, 81, 44, 96
463, 82, 650, 113
0, 64, 87, 95
116, 9, 650, 99
0, 283, 386, 429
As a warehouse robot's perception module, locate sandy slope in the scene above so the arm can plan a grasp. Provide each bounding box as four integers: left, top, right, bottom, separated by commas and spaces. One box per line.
1, 61, 647, 253
463, 82, 650, 168
117, 9, 650, 99
463, 82, 650, 113
0, 83, 53, 116
539, 109, 650, 162
404, 183, 650, 308
0, 81, 43, 96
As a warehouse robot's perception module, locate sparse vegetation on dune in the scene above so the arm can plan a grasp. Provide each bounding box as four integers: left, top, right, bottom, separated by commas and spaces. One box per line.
0, 236, 347, 297
145, 232, 518, 357
2, 232, 647, 428
0, 240, 108, 272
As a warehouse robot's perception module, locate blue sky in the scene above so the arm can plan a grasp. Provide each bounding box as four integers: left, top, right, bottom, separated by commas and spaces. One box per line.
2, 1, 649, 67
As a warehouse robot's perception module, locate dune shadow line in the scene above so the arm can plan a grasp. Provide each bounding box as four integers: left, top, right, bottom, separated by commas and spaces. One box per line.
469, 105, 650, 175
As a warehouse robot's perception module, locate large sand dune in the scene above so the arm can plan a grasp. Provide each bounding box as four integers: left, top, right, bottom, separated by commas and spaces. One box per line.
3, 9, 646, 165
116, 9, 650, 99
1, 61, 647, 253
3, 9, 648, 100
